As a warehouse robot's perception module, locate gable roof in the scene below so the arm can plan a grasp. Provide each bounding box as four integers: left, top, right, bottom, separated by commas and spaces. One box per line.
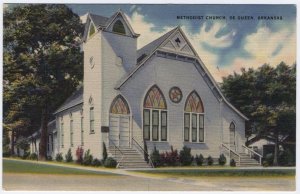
137, 28, 177, 62
84, 10, 139, 40
89, 13, 109, 27
53, 86, 83, 114
115, 26, 249, 121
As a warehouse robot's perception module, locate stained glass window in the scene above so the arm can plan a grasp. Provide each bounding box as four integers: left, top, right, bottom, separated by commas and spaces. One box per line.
185, 91, 204, 113
110, 95, 130, 114
184, 91, 205, 142
144, 85, 167, 141
89, 23, 95, 37
169, 87, 182, 103
144, 86, 167, 109
113, 20, 126, 35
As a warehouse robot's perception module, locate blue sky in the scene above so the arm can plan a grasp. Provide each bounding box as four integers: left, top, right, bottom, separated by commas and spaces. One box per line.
67, 4, 296, 81
51, 5, 297, 81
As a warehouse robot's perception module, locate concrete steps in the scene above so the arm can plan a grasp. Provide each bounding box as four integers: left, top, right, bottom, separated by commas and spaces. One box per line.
108, 146, 151, 169
238, 153, 260, 167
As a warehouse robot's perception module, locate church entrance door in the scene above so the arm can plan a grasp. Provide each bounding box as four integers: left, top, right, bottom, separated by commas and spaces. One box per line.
109, 114, 130, 147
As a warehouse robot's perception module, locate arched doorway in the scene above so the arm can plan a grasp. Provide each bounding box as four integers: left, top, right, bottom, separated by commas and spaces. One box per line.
109, 95, 130, 147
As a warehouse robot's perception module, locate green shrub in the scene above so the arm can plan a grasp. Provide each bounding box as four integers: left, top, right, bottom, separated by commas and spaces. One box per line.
164, 146, 180, 166
65, 148, 73, 162
150, 146, 161, 167
21, 151, 30, 160
218, 154, 227, 166
29, 153, 38, 160
83, 149, 93, 166
278, 149, 294, 166
264, 153, 274, 166
179, 146, 193, 166
56, 153, 63, 162
207, 155, 213, 165
92, 158, 102, 167
46, 156, 53, 161
263, 160, 269, 167
195, 154, 204, 166
230, 159, 236, 167
76, 146, 84, 164
102, 142, 107, 162
104, 157, 117, 168
3, 146, 11, 157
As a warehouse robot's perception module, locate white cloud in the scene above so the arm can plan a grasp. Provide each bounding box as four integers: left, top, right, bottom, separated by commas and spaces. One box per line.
227, 26, 296, 77
126, 12, 296, 82
126, 12, 175, 48
127, 12, 231, 81
181, 22, 236, 82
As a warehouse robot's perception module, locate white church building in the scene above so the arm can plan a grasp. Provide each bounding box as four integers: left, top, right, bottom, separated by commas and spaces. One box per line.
29, 10, 261, 168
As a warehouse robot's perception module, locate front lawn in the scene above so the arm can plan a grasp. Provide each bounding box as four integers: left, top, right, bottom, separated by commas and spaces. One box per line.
3, 159, 115, 176
135, 168, 295, 177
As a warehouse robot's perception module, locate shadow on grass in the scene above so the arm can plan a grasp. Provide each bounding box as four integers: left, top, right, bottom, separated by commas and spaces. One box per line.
3, 159, 116, 176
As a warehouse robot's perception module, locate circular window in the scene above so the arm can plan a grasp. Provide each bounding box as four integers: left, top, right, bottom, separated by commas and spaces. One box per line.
169, 87, 182, 103
89, 56, 95, 68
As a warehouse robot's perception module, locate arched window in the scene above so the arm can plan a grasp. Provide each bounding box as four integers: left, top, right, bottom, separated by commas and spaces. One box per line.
89, 96, 94, 134
184, 91, 204, 142
230, 122, 236, 146
112, 20, 126, 35
143, 85, 167, 141
110, 95, 130, 115
69, 113, 73, 147
89, 23, 95, 37
230, 122, 235, 131
80, 109, 84, 146
60, 117, 64, 148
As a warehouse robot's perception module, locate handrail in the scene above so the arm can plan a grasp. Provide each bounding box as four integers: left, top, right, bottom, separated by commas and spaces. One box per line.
132, 137, 154, 168
242, 145, 263, 165
221, 143, 241, 165
108, 137, 124, 168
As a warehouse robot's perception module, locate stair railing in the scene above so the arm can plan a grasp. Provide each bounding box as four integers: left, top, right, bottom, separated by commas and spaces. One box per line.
108, 137, 124, 168
242, 145, 263, 165
221, 143, 241, 165
131, 137, 153, 168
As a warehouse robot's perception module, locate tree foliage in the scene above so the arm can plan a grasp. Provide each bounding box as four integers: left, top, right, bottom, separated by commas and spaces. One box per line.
221, 62, 296, 165
3, 4, 84, 159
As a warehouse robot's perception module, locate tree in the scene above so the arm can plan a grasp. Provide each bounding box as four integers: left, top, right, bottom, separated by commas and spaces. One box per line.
221, 62, 296, 165
3, 4, 83, 160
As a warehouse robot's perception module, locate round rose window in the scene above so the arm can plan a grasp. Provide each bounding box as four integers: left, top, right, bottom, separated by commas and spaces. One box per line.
169, 87, 182, 103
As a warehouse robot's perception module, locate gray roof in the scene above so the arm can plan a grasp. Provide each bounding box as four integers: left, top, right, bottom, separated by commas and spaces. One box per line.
54, 86, 83, 114
89, 13, 109, 27
137, 27, 177, 63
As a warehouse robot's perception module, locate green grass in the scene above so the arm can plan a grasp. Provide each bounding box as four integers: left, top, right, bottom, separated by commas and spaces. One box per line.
3, 159, 115, 176
136, 168, 295, 177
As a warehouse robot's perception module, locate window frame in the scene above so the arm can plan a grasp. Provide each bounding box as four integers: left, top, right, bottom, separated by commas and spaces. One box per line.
90, 107, 95, 134
183, 112, 205, 143
161, 111, 168, 141
112, 20, 126, 35
81, 115, 84, 146
70, 117, 74, 147
143, 108, 168, 142
60, 120, 64, 148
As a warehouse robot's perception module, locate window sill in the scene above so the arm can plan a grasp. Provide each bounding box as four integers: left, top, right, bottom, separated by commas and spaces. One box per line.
145, 140, 168, 143
184, 141, 206, 144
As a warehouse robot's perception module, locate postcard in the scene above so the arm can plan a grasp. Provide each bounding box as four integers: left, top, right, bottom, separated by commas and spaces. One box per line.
2, 3, 296, 191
